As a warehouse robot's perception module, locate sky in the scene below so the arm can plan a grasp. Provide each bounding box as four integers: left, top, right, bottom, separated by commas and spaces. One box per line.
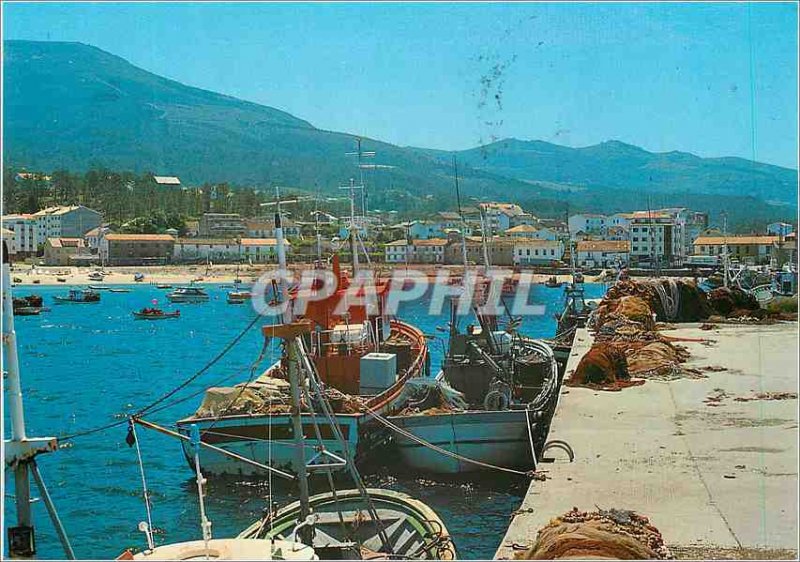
2, 2, 798, 168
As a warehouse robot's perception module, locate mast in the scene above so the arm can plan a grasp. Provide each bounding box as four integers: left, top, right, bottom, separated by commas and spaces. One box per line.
274, 186, 292, 323
453, 156, 469, 276
339, 178, 364, 275
3, 241, 75, 559
286, 335, 312, 543
722, 212, 730, 288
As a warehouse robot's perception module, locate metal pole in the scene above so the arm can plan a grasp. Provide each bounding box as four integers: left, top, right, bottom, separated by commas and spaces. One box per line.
30, 461, 76, 560
349, 179, 359, 274
2, 242, 33, 530
274, 187, 292, 323
286, 338, 312, 544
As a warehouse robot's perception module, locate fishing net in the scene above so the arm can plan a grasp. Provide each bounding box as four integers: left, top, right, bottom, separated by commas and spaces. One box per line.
515, 507, 673, 560
568, 345, 643, 391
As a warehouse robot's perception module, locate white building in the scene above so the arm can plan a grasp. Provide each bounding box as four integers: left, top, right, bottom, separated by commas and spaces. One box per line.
568, 214, 610, 237
479, 203, 526, 234
385, 240, 410, 263
245, 218, 301, 239
1, 214, 39, 256
575, 240, 631, 268
33, 205, 102, 239
513, 239, 565, 265
504, 224, 558, 240
174, 238, 289, 263
384, 238, 447, 263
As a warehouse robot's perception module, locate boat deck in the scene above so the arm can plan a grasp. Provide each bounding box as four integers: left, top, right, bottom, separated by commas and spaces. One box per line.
495, 323, 799, 560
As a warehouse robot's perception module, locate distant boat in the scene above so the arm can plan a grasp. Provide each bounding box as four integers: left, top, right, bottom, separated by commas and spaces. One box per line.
134, 273, 145, 282
13, 295, 44, 316
226, 290, 251, 304
53, 289, 101, 304
57, 277, 67, 283
166, 286, 209, 303
133, 307, 180, 320
14, 307, 42, 316
88, 271, 105, 281
544, 276, 563, 288
88, 285, 111, 290
155, 283, 173, 289
109, 288, 131, 293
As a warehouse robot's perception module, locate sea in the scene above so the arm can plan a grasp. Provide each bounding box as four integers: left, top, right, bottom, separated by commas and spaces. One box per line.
3, 281, 607, 559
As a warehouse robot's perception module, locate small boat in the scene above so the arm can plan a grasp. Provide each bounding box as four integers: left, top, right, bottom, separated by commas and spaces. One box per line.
109, 288, 131, 293
14, 307, 42, 316
88, 272, 105, 281
226, 290, 251, 304
32, 279, 40, 284
134, 273, 145, 282
57, 277, 67, 283
88, 285, 111, 290
573, 271, 585, 284
239, 488, 456, 560
544, 275, 563, 288
53, 289, 101, 304
13, 277, 22, 283
155, 283, 173, 289
166, 286, 209, 303
133, 307, 180, 320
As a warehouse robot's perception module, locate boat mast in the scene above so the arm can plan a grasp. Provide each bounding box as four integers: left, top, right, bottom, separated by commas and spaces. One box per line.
722, 212, 729, 288
274, 186, 292, 323
339, 178, 364, 275
453, 156, 469, 277
3, 241, 75, 559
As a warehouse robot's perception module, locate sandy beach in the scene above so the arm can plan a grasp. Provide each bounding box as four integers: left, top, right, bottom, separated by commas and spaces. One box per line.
8, 263, 586, 287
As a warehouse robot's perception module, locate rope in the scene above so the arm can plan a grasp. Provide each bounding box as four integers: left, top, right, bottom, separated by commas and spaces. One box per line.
59, 313, 264, 441
129, 418, 155, 551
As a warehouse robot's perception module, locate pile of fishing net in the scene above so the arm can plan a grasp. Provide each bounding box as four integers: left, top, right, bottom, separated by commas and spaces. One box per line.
706, 286, 761, 317
395, 379, 468, 415
603, 279, 713, 322
626, 341, 691, 379
195, 378, 292, 417
568, 345, 644, 391
515, 507, 673, 560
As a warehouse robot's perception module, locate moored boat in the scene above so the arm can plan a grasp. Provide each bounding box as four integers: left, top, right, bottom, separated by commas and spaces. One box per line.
53, 289, 101, 304
167, 286, 209, 303
88, 284, 111, 290
544, 275, 563, 288
13, 294, 44, 316
133, 307, 180, 320
226, 289, 251, 304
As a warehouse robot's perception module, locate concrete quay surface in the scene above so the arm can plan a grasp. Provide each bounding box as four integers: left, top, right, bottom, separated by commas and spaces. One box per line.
496, 322, 798, 560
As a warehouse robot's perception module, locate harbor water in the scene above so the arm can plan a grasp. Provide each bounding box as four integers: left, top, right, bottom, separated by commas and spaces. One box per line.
3, 282, 606, 559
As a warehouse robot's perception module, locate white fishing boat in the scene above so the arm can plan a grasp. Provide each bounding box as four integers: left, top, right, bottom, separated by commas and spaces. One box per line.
166, 286, 209, 303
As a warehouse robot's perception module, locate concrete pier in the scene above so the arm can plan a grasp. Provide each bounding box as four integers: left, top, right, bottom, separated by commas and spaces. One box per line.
496, 322, 798, 560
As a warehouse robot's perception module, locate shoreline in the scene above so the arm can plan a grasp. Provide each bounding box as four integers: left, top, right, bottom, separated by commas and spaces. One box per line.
8, 264, 597, 287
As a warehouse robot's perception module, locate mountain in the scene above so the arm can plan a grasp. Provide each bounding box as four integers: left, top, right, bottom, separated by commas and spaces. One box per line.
3, 40, 797, 223
444, 138, 797, 206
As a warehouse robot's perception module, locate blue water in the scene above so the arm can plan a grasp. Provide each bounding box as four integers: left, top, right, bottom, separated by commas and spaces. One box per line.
4, 282, 606, 559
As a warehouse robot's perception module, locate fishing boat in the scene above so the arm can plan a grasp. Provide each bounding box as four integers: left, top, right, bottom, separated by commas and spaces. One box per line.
226, 290, 251, 304
13, 294, 44, 316
176, 257, 429, 476
387, 306, 559, 474
88, 284, 112, 290
53, 289, 101, 304
155, 283, 173, 289
238, 488, 456, 560
57, 277, 67, 283
88, 271, 105, 281
133, 307, 181, 320
544, 275, 563, 288
110, 288, 131, 293
134, 273, 145, 282
166, 286, 210, 303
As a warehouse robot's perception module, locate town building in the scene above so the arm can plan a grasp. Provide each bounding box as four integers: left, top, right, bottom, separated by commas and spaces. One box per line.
767, 222, 794, 237
503, 225, 559, 241
443, 236, 516, 266
626, 211, 685, 267
384, 240, 410, 264
479, 203, 526, 234
575, 240, 631, 268
408, 221, 445, 240
693, 235, 779, 265
153, 176, 182, 187
245, 218, 301, 239
568, 214, 610, 237
1, 214, 39, 256
33, 205, 102, 239
103, 234, 176, 266
43, 238, 94, 266
513, 239, 565, 266
199, 213, 246, 238
83, 225, 113, 260
1, 228, 16, 255
174, 238, 288, 263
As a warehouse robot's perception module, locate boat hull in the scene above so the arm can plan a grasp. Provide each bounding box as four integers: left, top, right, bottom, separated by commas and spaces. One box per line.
176, 412, 380, 477
133, 312, 180, 320
388, 409, 535, 474
166, 295, 209, 303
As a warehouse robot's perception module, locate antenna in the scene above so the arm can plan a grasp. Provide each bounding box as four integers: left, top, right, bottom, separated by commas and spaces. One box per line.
346, 138, 375, 217
339, 179, 365, 273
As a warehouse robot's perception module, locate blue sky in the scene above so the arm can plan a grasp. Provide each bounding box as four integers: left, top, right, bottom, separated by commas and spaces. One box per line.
3, 2, 798, 168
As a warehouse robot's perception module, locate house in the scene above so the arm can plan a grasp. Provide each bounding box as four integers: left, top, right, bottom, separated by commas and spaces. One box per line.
43, 238, 92, 266
384, 240, 410, 263
575, 240, 631, 268
443, 236, 516, 266
33, 205, 102, 239
153, 176, 182, 187
408, 221, 445, 240
603, 225, 629, 241
568, 214, 609, 237
199, 213, 246, 238
513, 239, 565, 266
174, 238, 289, 264
245, 218, 301, 239
479, 203, 526, 234
626, 211, 685, 267
410, 238, 448, 263
767, 222, 794, 237
693, 235, 779, 265
1, 214, 39, 256
503, 224, 559, 241
83, 225, 113, 258
103, 234, 176, 266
